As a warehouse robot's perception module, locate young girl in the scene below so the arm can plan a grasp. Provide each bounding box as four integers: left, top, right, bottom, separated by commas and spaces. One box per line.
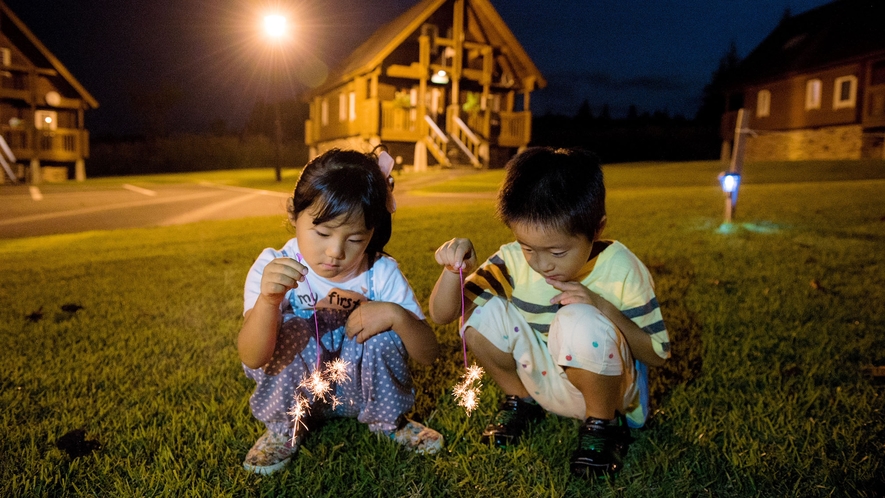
238, 148, 442, 475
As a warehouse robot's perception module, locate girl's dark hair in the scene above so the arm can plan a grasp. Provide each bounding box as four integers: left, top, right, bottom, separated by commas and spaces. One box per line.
288, 148, 393, 266
497, 147, 606, 241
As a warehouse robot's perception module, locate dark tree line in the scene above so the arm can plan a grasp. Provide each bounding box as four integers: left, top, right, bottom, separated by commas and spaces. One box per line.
530, 43, 742, 164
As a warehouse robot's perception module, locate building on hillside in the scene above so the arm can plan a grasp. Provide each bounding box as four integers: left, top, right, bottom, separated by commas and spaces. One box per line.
0, 1, 98, 183
722, 0, 885, 161
303, 0, 545, 170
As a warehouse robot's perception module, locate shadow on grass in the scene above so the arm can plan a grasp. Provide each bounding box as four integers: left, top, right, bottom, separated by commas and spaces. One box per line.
646, 256, 704, 422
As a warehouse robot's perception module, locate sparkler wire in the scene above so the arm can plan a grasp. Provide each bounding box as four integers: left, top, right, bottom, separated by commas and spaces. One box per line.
459, 267, 467, 368
295, 253, 322, 370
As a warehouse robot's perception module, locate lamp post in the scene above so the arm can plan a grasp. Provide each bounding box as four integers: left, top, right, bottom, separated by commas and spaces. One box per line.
720, 108, 750, 223
264, 14, 287, 182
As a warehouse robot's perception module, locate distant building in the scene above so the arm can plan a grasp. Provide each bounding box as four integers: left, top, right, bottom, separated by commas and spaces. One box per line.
303, 0, 545, 169
723, 0, 885, 161
0, 1, 98, 183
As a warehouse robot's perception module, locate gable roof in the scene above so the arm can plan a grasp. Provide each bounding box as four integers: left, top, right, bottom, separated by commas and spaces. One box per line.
733, 0, 885, 87
0, 1, 99, 109
309, 0, 544, 96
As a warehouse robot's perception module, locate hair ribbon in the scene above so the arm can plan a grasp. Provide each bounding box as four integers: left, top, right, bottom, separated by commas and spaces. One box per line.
377, 151, 397, 213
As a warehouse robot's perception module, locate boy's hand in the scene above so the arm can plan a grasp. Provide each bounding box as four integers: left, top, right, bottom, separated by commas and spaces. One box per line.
435, 238, 477, 274
345, 302, 397, 343
547, 278, 604, 308
259, 257, 307, 307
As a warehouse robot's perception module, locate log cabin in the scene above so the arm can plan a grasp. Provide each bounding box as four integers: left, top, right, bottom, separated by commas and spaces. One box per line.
0, 1, 98, 183
303, 0, 545, 170
722, 0, 885, 161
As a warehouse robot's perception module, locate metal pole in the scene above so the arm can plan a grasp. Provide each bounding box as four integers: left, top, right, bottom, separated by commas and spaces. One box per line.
274, 100, 282, 182
724, 108, 749, 223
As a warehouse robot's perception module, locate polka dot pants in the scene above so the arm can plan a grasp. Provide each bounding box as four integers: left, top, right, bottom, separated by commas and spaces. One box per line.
243, 309, 414, 435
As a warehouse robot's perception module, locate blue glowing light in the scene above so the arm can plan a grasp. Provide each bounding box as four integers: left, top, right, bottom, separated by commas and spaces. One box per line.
719, 172, 741, 193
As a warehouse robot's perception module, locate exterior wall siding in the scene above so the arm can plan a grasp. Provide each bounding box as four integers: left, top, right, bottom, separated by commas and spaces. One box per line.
745, 124, 863, 161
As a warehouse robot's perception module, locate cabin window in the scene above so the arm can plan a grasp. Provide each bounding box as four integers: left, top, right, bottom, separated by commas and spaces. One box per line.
0, 48, 10, 66
321, 98, 329, 126
833, 75, 857, 109
348, 92, 356, 122
756, 89, 771, 118
35, 110, 57, 130
805, 79, 821, 110
339, 93, 347, 122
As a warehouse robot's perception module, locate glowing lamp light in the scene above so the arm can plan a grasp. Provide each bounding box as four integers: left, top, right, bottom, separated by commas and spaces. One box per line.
719, 172, 741, 194
263, 14, 287, 39
431, 70, 449, 84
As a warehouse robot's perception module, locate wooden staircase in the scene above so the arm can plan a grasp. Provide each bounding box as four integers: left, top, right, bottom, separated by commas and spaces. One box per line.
423, 115, 487, 169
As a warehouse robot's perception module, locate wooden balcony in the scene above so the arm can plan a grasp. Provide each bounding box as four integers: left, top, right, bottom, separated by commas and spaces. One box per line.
1, 125, 89, 162
307, 99, 533, 150
380, 101, 421, 142
498, 111, 531, 147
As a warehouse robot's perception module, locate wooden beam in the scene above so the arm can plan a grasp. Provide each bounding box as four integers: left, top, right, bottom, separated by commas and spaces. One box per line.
386, 63, 424, 80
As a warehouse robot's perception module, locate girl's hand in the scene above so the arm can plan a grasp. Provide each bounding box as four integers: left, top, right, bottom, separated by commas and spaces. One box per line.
345, 301, 398, 343
547, 278, 603, 308
259, 257, 307, 307
434, 238, 477, 274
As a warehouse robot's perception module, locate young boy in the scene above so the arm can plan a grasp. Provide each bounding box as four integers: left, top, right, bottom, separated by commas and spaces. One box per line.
430, 147, 670, 479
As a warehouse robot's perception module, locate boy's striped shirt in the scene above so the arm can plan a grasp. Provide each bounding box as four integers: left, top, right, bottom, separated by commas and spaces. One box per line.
465, 240, 670, 361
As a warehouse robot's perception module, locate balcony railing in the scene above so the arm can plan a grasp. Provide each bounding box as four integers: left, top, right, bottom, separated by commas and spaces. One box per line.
498, 111, 531, 148
1, 126, 88, 161
380, 102, 421, 142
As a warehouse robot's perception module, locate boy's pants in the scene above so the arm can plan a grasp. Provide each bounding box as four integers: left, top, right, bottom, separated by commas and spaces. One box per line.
463, 297, 640, 422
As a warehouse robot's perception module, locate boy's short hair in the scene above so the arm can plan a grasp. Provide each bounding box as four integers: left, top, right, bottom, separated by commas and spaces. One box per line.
497, 147, 606, 241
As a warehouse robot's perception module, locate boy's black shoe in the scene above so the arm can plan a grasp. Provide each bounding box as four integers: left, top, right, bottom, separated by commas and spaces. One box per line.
481, 395, 545, 447
570, 412, 632, 480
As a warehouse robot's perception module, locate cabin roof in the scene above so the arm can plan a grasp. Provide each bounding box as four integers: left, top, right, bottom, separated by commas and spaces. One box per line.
309, 0, 545, 96
0, 1, 99, 109
732, 0, 885, 87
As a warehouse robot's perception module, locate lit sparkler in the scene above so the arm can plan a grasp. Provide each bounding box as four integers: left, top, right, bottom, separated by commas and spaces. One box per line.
452, 266, 484, 415
283, 252, 353, 440
286, 393, 310, 443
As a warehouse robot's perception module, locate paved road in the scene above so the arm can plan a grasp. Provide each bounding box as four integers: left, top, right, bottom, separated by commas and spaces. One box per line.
0, 174, 494, 239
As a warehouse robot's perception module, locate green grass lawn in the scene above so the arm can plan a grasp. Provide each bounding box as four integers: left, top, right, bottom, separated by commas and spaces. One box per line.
2, 161, 884, 497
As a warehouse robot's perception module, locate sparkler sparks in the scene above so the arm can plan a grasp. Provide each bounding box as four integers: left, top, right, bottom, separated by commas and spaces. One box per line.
325, 358, 351, 384
300, 370, 332, 401
286, 393, 310, 443
453, 363, 484, 416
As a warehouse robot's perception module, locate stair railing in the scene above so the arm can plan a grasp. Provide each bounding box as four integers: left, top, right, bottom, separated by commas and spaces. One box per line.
0, 135, 18, 183
451, 116, 482, 168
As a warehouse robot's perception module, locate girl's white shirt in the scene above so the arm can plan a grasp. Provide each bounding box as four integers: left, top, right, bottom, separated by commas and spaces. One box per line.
244, 237, 424, 320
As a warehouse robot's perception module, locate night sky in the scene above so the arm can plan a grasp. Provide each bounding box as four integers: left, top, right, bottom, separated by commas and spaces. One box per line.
4, 0, 833, 136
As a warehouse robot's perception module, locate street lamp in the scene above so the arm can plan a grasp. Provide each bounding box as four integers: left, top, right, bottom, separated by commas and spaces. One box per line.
264, 14, 287, 39
263, 13, 287, 182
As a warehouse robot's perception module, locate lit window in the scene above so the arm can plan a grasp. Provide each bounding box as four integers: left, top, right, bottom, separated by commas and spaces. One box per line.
339, 93, 347, 122
349, 92, 356, 122
321, 99, 328, 126
0, 48, 10, 66
756, 89, 771, 117
805, 79, 821, 110
833, 75, 857, 109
